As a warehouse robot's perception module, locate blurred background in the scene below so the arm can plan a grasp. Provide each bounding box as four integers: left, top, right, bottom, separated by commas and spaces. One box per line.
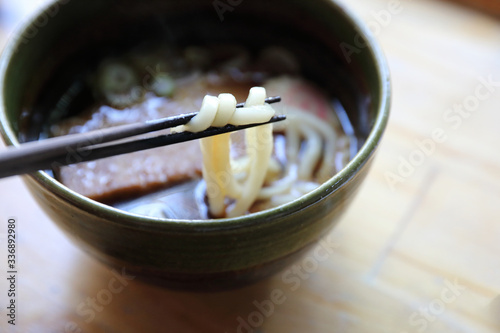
0, 0, 499, 332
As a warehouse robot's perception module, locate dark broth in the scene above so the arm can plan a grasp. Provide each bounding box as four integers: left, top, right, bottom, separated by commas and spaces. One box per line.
20, 13, 367, 219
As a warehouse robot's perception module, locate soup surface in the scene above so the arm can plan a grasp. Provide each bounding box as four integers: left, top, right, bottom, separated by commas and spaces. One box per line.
32, 44, 358, 219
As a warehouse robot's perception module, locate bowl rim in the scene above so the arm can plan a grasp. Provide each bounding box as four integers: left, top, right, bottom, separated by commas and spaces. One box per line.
0, 0, 390, 232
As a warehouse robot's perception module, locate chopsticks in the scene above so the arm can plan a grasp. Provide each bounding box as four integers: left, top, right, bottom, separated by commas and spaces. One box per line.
0, 96, 284, 179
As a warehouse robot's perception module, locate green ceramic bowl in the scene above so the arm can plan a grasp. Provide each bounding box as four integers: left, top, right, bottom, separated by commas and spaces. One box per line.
0, 0, 390, 290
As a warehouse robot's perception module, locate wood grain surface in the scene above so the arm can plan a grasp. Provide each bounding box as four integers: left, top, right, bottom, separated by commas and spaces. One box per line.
1, 0, 500, 332
444, 0, 500, 18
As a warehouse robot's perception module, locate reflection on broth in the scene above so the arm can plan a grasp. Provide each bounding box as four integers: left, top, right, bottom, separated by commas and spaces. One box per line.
36, 44, 357, 219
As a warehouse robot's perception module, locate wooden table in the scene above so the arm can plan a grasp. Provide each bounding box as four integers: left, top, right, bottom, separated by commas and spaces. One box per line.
1, 0, 500, 332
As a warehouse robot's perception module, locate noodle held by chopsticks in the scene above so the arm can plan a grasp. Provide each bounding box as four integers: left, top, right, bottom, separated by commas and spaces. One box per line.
177, 83, 342, 218
178, 87, 275, 217
226, 88, 273, 217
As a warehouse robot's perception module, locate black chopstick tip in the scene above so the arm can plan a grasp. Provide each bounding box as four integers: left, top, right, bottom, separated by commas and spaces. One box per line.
266, 96, 281, 104
236, 96, 281, 108
269, 114, 286, 123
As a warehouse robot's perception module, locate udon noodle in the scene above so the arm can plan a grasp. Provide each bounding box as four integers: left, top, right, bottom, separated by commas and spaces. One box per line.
176, 86, 339, 218
174, 87, 274, 217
